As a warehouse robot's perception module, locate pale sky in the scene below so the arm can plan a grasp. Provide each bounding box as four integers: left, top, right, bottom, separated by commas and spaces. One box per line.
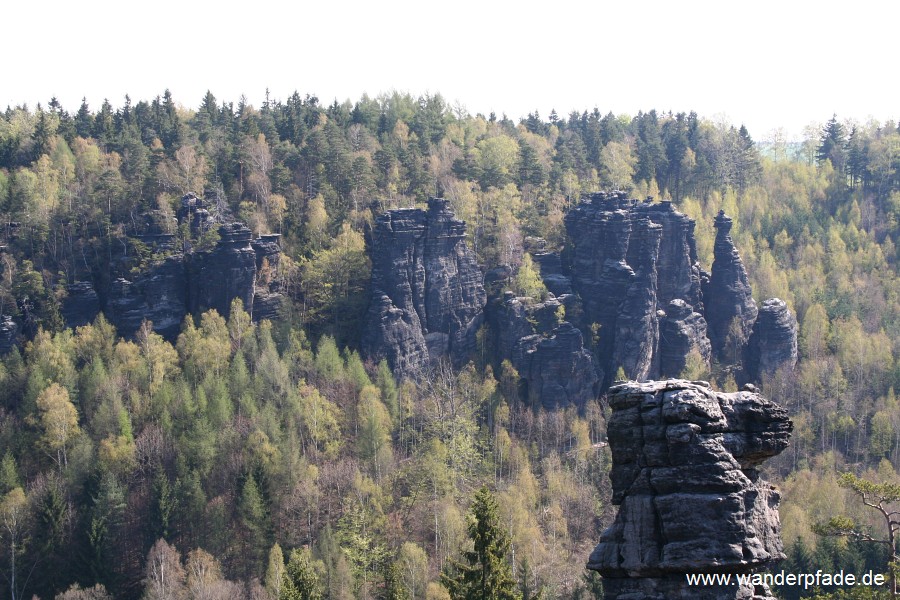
4, 0, 897, 141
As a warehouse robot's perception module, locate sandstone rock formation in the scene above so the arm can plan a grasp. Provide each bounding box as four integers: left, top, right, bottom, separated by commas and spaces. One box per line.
513, 321, 597, 411
0, 315, 17, 354
62, 281, 101, 329
361, 198, 486, 377
108, 255, 188, 339
705, 210, 758, 361
658, 299, 712, 378
531, 249, 573, 296
98, 195, 284, 340
745, 298, 798, 381
0, 191, 283, 351
613, 216, 662, 382
588, 379, 792, 600
489, 292, 597, 410
564, 193, 710, 387
187, 222, 258, 320
641, 201, 704, 309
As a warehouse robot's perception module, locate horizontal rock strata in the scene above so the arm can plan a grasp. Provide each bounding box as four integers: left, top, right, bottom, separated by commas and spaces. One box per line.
588, 379, 792, 599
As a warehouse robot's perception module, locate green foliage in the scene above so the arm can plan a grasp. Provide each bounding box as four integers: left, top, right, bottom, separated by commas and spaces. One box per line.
814, 472, 900, 594
266, 543, 286, 599
442, 486, 521, 600
314, 335, 344, 382
0, 452, 20, 494
384, 559, 412, 600
281, 548, 323, 600
0, 91, 897, 599
239, 472, 271, 577
513, 254, 547, 301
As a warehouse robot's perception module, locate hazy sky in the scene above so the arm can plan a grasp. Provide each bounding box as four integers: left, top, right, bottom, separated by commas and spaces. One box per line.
4, 0, 897, 140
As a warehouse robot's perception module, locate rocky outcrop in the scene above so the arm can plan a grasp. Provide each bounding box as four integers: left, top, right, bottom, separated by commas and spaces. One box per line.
705, 211, 758, 361
0, 191, 282, 348
103, 209, 282, 339
745, 298, 798, 382
177, 192, 216, 238
62, 282, 101, 329
564, 193, 710, 387
106, 219, 277, 339
187, 223, 258, 321
531, 250, 573, 296
251, 234, 282, 272
658, 299, 712, 378
613, 216, 662, 383
362, 198, 486, 377
588, 380, 792, 600
514, 322, 597, 411
490, 292, 597, 410
643, 201, 705, 309
565, 193, 638, 385
0, 315, 17, 354
108, 256, 188, 339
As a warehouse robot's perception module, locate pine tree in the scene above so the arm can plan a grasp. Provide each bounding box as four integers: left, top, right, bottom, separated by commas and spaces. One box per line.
442, 486, 521, 600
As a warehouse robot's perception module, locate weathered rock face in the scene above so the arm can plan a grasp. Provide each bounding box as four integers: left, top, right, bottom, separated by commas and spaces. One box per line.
490, 292, 597, 410
177, 192, 216, 238
705, 211, 758, 361
641, 201, 704, 309
658, 299, 712, 378
745, 298, 798, 382
531, 250, 573, 296
613, 217, 662, 383
362, 198, 486, 377
62, 281, 101, 329
104, 221, 281, 339
0, 315, 17, 354
588, 380, 792, 600
251, 234, 282, 272
108, 256, 188, 339
0, 191, 283, 350
565, 193, 639, 385
564, 193, 710, 387
515, 322, 598, 411
187, 223, 258, 321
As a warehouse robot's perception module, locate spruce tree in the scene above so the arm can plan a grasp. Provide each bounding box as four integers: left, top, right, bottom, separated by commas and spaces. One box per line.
281, 548, 322, 600
442, 486, 521, 600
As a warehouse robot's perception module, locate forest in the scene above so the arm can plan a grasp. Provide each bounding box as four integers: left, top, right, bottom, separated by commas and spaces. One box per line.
0, 90, 898, 599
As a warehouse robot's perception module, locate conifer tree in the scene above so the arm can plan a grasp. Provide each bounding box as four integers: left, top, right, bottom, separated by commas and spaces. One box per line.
281, 548, 322, 600
442, 486, 521, 600
383, 560, 411, 600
